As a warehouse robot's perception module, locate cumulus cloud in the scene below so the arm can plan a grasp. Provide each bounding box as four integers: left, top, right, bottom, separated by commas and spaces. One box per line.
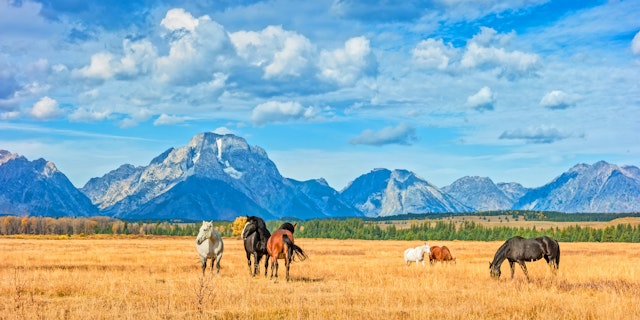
318, 36, 378, 86
349, 122, 418, 146
251, 101, 315, 125
74, 39, 157, 81
412, 38, 456, 70
499, 125, 570, 144
632, 31, 640, 55
461, 27, 540, 79
466, 86, 496, 111
156, 8, 235, 86
30, 96, 63, 120
540, 90, 577, 110
230, 26, 314, 79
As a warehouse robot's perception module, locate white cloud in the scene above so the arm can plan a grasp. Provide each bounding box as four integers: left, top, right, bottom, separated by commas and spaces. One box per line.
30, 96, 63, 120
156, 9, 235, 86
540, 90, 577, 110
349, 122, 418, 146
461, 27, 540, 79
153, 114, 192, 126
75, 53, 115, 80
68, 107, 111, 122
466, 86, 496, 111
161, 8, 200, 32
251, 101, 315, 125
213, 127, 235, 135
318, 36, 377, 86
230, 26, 314, 79
632, 31, 640, 55
499, 125, 571, 144
412, 38, 456, 70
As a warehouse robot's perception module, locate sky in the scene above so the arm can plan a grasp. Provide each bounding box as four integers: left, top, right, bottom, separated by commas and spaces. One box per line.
0, 0, 639, 190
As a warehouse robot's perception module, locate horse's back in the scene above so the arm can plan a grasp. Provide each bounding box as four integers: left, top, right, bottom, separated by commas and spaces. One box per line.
441, 246, 453, 261
267, 228, 294, 258
429, 246, 442, 260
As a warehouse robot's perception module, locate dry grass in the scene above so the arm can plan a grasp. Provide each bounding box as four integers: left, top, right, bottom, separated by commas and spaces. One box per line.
381, 216, 640, 230
1, 237, 639, 319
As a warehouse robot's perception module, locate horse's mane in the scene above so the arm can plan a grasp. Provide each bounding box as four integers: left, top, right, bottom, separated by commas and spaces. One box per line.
246, 216, 270, 239
279, 222, 295, 234
490, 239, 511, 267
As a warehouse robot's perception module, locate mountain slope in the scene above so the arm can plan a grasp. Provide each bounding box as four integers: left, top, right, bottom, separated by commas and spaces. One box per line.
82, 133, 360, 220
341, 169, 471, 217
0, 150, 98, 217
514, 161, 640, 212
442, 176, 515, 211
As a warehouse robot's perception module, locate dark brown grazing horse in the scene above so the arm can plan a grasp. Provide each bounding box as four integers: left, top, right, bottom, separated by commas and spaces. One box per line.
266, 222, 307, 281
429, 246, 456, 264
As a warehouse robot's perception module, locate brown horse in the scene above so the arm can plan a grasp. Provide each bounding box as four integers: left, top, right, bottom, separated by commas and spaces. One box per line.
266, 223, 307, 281
429, 246, 456, 264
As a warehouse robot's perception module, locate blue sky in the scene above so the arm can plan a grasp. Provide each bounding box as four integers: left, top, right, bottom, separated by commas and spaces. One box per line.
1, 0, 639, 190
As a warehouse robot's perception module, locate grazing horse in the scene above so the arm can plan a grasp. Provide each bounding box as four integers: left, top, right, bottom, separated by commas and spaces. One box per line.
489, 236, 560, 281
241, 216, 271, 277
429, 246, 456, 264
195, 221, 224, 276
266, 222, 307, 281
404, 243, 430, 266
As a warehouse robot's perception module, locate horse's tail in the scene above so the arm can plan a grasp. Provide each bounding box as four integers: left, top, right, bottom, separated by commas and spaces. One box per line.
282, 234, 307, 262
554, 240, 560, 269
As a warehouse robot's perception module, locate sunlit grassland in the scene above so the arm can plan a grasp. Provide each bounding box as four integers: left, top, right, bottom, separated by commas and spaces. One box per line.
1, 237, 639, 319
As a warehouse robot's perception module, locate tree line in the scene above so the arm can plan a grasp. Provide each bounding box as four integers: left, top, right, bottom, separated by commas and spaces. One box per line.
1, 214, 639, 243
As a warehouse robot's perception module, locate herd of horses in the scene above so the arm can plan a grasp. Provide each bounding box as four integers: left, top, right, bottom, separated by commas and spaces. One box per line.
196, 216, 560, 282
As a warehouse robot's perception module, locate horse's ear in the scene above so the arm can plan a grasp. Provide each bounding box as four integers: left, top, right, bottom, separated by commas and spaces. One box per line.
293, 223, 297, 229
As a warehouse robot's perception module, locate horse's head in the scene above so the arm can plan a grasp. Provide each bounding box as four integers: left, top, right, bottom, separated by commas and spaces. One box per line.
423, 243, 431, 255
489, 262, 501, 279
280, 222, 296, 234
197, 221, 213, 245
242, 216, 259, 240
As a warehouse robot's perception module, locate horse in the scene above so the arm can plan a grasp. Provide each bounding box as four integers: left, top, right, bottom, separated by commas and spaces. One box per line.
266, 222, 307, 281
195, 221, 224, 276
429, 246, 456, 264
403, 243, 430, 266
241, 216, 271, 277
489, 235, 560, 281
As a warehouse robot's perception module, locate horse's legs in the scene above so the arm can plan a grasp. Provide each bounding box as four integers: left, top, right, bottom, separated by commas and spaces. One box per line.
264, 255, 270, 277
508, 261, 515, 279
518, 261, 529, 281
246, 252, 253, 275
201, 258, 207, 276
215, 254, 222, 275
252, 252, 259, 276
285, 257, 291, 281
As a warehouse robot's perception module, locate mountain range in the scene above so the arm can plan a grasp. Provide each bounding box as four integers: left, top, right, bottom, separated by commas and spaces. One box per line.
1, 132, 639, 220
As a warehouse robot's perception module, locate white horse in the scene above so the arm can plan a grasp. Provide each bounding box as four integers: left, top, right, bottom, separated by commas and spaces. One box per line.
404, 243, 430, 266
196, 221, 224, 275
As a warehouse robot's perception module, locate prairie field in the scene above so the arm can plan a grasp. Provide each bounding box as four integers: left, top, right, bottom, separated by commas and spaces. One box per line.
1, 237, 639, 320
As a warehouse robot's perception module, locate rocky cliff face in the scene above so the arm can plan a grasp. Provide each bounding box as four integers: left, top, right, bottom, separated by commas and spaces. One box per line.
81, 133, 361, 220
0, 150, 97, 217
514, 161, 640, 212
442, 176, 516, 211
341, 169, 471, 217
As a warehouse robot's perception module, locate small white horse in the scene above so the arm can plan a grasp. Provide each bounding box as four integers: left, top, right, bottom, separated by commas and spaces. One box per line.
404, 243, 430, 266
196, 221, 224, 275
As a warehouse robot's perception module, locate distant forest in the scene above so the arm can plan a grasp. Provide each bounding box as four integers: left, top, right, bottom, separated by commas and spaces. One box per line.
1, 211, 639, 243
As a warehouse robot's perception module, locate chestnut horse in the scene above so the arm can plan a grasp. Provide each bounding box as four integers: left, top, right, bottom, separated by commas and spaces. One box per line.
429, 246, 456, 264
266, 222, 307, 281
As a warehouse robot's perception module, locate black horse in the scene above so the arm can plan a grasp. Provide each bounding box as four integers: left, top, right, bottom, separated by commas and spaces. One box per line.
242, 216, 271, 277
489, 235, 560, 281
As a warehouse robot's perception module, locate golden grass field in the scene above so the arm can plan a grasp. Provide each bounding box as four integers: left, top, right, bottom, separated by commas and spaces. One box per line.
1, 236, 639, 320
